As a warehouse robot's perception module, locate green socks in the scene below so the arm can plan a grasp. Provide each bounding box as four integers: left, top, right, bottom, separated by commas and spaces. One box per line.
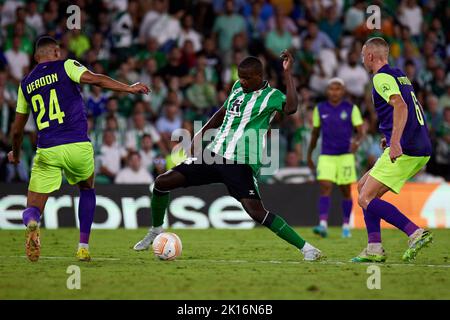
151, 189, 170, 227
263, 212, 306, 250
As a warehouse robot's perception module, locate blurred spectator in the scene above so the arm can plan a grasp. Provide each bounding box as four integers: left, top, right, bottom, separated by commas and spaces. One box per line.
115, 151, 154, 184
212, 0, 246, 63
265, 10, 293, 60
4, 36, 29, 83
139, 0, 180, 48
140, 134, 157, 172
125, 112, 166, 154
399, 0, 423, 38
86, 85, 109, 119
336, 51, 369, 99
439, 87, 450, 113
246, 1, 268, 46
181, 40, 197, 69
156, 102, 183, 148
301, 20, 335, 55
97, 97, 127, 133
425, 95, 443, 138
136, 37, 167, 69
178, 14, 202, 52
344, 0, 365, 32
318, 5, 342, 46
109, 0, 133, 50
186, 72, 217, 111
159, 47, 191, 87
25, 1, 44, 37
97, 130, 127, 184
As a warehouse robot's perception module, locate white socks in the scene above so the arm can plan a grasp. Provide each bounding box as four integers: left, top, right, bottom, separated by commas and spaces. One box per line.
320, 220, 328, 228
78, 243, 89, 249
301, 242, 316, 254
367, 242, 383, 252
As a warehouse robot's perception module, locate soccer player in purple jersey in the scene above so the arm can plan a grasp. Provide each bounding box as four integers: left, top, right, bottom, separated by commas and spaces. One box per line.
8, 36, 149, 262
307, 78, 364, 239
352, 37, 433, 263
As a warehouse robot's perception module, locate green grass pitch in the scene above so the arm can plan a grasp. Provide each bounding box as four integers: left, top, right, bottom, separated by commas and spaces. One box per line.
0, 227, 449, 299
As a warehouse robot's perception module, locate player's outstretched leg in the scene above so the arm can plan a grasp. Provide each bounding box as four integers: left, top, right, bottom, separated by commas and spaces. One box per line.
340, 185, 353, 238
242, 199, 324, 261
134, 170, 186, 251
23, 206, 42, 262
312, 181, 332, 238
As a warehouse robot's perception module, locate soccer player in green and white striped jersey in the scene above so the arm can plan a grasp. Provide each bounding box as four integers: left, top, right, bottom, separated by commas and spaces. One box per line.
134, 50, 323, 261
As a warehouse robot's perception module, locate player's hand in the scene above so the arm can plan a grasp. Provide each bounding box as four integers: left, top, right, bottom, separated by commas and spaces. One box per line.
128, 82, 150, 95
307, 156, 315, 173
380, 137, 387, 150
280, 49, 294, 72
389, 142, 403, 163
7, 151, 20, 164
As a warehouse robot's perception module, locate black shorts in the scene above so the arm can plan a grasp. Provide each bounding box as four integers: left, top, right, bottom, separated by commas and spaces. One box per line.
172, 155, 261, 201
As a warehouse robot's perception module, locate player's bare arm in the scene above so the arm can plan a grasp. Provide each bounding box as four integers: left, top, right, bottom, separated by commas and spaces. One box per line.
190, 106, 226, 156
388, 94, 408, 162
307, 127, 320, 172
80, 70, 150, 95
8, 112, 29, 164
280, 50, 298, 115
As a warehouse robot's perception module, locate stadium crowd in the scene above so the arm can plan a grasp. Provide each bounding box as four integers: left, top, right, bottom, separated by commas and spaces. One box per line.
0, 0, 448, 184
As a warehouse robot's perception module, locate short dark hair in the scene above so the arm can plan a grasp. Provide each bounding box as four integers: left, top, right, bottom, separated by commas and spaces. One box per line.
238, 56, 263, 74
35, 36, 58, 51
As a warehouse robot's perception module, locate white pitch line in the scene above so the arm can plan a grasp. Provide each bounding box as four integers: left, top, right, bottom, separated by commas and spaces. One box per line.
2, 256, 448, 268
1, 255, 120, 261
181, 259, 450, 268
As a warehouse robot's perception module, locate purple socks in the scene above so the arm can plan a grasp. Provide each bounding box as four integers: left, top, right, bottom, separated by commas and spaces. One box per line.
363, 208, 381, 243
78, 189, 96, 244
23, 206, 41, 226
342, 199, 352, 224
365, 198, 419, 243
319, 197, 353, 225
319, 196, 330, 221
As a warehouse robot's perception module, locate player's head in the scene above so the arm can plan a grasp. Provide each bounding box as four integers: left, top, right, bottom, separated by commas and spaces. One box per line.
361, 37, 389, 73
34, 36, 60, 63
238, 56, 264, 93
326, 78, 345, 104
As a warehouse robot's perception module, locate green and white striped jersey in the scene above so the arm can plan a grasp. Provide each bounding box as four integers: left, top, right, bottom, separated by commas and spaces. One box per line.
207, 80, 286, 174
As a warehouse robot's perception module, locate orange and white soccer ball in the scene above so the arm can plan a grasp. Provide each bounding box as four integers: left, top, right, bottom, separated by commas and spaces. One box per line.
152, 232, 182, 260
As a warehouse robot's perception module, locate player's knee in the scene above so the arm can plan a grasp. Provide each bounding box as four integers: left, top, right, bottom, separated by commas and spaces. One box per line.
358, 193, 371, 210
154, 174, 171, 192
357, 179, 365, 193
319, 182, 332, 195
245, 208, 267, 224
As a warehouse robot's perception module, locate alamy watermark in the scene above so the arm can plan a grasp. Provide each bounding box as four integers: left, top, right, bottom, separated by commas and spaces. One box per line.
366, 265, 381, 290
66, 265, 81, 290
366, 5, 381, 30
66, 5, 81, 30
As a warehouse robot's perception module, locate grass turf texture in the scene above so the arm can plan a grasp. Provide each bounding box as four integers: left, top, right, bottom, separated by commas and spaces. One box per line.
0, 227, 449, 299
